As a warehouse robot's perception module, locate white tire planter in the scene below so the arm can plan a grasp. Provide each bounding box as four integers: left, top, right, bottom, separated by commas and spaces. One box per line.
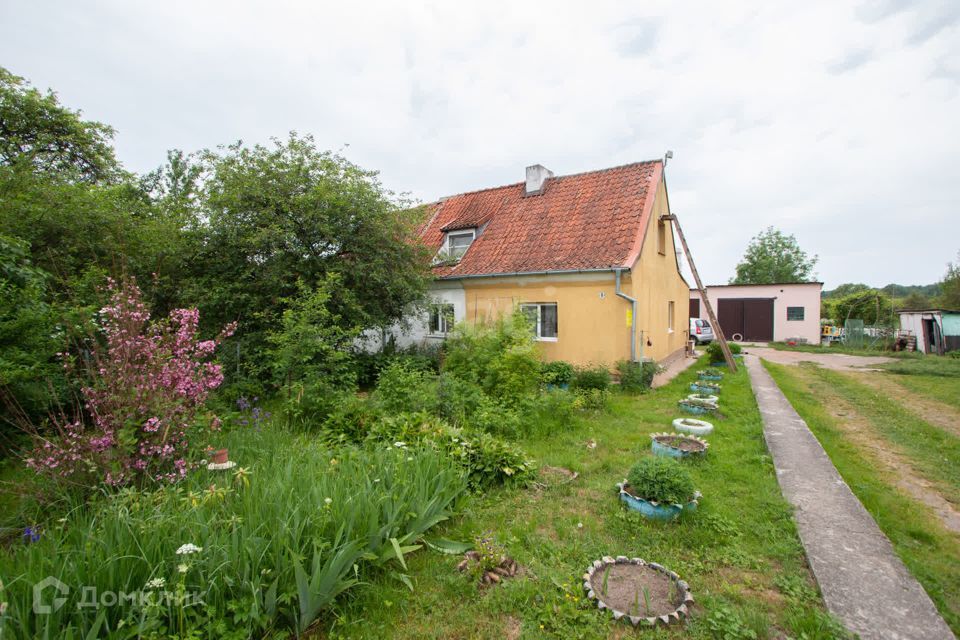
672, 418, 714, 436
686, 394, 718, 405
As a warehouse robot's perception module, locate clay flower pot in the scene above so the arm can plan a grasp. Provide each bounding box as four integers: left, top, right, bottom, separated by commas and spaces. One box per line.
212, 448, 229, 465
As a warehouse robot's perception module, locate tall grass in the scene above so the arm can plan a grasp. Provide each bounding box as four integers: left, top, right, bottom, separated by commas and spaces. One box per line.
0, 427, 467, 637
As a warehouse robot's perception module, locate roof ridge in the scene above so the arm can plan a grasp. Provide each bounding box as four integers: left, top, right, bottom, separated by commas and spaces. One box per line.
549, 158, 662, 182
433, 158, 663, 202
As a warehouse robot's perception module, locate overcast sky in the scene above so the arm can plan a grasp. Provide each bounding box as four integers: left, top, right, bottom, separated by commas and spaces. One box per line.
2, 1, 958, 288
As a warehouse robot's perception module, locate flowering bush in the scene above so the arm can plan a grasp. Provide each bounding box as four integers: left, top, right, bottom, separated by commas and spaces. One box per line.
26, 278, 234, 486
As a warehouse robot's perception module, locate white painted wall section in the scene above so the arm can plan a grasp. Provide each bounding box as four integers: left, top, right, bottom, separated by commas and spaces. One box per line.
391, 282, 466, 348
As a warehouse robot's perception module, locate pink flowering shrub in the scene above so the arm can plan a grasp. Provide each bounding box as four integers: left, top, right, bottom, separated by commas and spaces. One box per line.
26, 279, 235, 486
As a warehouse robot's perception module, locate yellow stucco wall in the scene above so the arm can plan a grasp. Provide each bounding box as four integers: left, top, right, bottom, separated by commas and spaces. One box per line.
462, 273, 632, 366
457, 176, 690, 367
626, 177, 691, 362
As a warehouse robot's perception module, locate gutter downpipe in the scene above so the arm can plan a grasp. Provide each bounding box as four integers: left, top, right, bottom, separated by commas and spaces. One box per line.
614, 268, 638, 362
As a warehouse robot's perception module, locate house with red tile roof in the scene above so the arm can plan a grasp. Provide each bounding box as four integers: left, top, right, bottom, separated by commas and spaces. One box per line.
397, 160, 691, 366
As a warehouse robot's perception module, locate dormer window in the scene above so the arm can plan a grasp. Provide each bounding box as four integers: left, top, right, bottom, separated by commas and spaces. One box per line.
436, 229, 475, 262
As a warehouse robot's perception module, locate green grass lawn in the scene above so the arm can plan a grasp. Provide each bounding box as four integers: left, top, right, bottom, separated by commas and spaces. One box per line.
765, 361, 960, 634
325, 358, 847, 639
881, 373, 960, 411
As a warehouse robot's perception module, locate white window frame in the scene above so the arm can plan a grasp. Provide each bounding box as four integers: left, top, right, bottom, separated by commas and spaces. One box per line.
427, 303, 455, 337
668, 300, 675, 333
436, 229, 475, 262
520, 302, 558, 342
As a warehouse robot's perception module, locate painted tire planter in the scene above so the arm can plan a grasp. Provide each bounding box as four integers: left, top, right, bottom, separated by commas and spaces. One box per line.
678, 400, 714, 415
650, 432, 708, 458
690, 381, 721, 394
698, 369, 723, 381
583, 556, 694, 627
672, 417, 714, 435
616, 481, 700, 520
686, 393, 719, 404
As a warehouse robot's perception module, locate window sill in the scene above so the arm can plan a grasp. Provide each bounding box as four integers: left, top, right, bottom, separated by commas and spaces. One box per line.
425, 334, 449, 339
535, 337, 558, 342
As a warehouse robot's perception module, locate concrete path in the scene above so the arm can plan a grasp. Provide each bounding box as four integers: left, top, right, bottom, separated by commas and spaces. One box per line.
743, 345, 893, 372
651, 350, 699, 388
745, 355, 955, 640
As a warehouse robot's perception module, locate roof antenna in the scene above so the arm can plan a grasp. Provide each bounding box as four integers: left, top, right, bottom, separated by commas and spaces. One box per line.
663, 149, 674, 167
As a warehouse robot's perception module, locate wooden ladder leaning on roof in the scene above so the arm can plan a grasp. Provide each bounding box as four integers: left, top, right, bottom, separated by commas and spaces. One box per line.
660, 213, 737, 373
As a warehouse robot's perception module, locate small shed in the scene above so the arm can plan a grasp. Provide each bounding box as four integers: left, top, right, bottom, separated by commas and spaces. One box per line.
690, 282, 822, 344
896, 309, 960, 355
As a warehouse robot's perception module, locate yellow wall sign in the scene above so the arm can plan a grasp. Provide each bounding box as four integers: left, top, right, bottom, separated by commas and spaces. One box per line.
626, 308, 633, 327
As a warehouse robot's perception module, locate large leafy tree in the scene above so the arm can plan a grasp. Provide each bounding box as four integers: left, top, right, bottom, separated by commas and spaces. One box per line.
939, 252, 960, 310
0, 67, 119, 184
731, 227, 818, 284
832, 289, 895, 326
182, 134, 433, 383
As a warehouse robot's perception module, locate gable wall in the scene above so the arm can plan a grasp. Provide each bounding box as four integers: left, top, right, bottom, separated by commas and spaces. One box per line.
627, 177, 691, 362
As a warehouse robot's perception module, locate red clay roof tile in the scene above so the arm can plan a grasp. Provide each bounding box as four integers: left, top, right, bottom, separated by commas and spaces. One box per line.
421, 160, 663, 278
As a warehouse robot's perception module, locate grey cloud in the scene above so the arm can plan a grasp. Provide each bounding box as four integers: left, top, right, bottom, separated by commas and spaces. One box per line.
827, 49, 872, 74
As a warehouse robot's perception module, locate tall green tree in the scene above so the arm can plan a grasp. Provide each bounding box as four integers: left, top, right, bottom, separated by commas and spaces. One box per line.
0, 67, 119, 184
832, 289, 895, 326
939, 252, 960, 310
731, 227, 818, 284
183, 134, 433, 384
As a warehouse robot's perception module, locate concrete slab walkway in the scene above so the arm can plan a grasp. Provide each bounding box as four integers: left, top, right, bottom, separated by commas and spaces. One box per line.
745, 355, 955, 640
651, 350, 699, 388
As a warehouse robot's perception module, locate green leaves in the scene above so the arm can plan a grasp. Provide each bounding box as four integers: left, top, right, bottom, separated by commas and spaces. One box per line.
731, 226, 818, 285
626, 456, 696, 505
293, 533, 363, 632
0, 66, 120, 184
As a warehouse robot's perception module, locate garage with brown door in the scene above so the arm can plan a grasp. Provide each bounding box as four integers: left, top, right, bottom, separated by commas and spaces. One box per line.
717, 298, 774, 342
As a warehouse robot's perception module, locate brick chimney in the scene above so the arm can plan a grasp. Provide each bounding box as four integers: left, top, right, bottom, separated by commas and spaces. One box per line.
524, 164, 553, 196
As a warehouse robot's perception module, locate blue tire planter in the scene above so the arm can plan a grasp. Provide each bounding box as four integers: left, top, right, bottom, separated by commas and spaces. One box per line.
672, 417, 714, 435
678, 401, 714, 415
650, 433, 708, 458
698, 370, 723, 381
690, 382, 721, 394
616, 481, 700, 521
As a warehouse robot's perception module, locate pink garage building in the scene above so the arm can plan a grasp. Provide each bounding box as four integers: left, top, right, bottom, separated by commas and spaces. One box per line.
689, 282, 822, 344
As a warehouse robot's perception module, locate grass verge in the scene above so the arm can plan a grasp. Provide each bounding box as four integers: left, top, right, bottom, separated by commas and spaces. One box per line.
791, 367, 960, 504
764, 361, 960, 633
879, 373, 960, 412
327, 358, 848, 639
